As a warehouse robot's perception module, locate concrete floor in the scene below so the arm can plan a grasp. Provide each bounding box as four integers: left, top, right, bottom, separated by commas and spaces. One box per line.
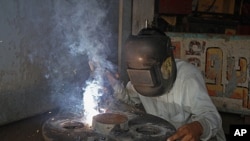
0, 110, 58, 141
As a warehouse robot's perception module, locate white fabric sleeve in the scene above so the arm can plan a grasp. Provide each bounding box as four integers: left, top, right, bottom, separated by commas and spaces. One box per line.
112, 81, 141, 105
182, 73, 223, 140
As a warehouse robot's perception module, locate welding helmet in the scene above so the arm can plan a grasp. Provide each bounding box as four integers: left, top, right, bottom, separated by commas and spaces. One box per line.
125, 28, 177, 97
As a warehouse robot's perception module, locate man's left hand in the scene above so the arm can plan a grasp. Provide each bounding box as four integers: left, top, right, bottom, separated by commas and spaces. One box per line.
167, 121, 203, 141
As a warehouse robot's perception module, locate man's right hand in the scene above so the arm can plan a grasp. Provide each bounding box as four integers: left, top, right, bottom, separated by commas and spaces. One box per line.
167, 121, 203, 141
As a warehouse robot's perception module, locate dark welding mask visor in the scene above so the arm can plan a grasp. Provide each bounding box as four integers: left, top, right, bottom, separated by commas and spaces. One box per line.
125, 28, 176, 97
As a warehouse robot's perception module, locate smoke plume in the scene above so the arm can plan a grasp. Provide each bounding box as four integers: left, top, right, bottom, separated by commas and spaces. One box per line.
12, 0, 118, 114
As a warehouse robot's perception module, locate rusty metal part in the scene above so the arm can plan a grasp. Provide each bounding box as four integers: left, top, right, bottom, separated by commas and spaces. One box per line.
92, 113, 129, 135
93, 113, 128, 124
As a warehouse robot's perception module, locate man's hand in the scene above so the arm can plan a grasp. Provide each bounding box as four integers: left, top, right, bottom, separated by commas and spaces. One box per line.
106, 71, 119, 87
88, 60, 119, 86
167, 121, 203, 141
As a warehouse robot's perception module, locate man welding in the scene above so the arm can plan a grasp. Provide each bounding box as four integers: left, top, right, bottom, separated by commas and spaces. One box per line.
107, 27, 226, 141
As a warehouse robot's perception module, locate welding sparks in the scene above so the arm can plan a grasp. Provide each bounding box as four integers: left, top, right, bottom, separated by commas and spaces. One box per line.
82, 79, 104, 125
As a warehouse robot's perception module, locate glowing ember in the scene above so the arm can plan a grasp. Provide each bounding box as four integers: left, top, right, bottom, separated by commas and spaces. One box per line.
83, 79, 103, 125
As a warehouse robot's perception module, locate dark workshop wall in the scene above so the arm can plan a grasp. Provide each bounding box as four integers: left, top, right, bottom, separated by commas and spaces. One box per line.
0, 0, 119, 125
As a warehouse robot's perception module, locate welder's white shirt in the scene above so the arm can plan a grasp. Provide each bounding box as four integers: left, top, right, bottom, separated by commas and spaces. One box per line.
114, 59, 226, 141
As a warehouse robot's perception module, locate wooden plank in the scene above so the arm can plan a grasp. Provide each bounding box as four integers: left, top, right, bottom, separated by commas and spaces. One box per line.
118, 0, 132, 83
211, 97, 250, 115
132, 0, 154, 35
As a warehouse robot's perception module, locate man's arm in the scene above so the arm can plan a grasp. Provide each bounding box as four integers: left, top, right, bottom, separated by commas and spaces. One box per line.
168, 73, 223, 141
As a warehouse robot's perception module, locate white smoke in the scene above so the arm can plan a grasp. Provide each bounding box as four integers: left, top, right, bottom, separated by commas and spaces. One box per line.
10, 0, 118, 115
51, 0, 118, 120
